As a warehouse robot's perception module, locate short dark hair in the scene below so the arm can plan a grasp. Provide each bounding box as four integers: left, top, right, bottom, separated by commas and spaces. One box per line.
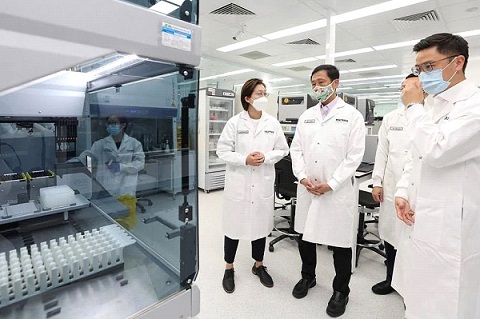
310, 64, 340, 82
106, 115, 128, 130
413, 33, 469, 72
240, 78, 266, 111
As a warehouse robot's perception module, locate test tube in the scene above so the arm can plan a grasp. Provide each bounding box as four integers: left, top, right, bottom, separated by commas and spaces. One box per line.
0, 283, 9, 305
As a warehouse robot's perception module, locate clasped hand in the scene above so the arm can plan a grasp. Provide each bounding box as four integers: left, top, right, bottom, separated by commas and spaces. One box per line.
301, 178, 332, 196
246, 152, 265, 166
107, 162, 120, 173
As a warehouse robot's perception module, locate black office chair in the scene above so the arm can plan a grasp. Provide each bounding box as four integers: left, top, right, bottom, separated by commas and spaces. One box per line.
269, 156, 299, 252
136, 169, 154, 213
356, 189, 386, 266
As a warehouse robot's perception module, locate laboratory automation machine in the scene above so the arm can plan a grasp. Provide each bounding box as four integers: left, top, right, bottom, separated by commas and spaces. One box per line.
198, 88, 235, 193
338, 93, 375, 125
0, 1, 200, 319
278, 93, 317, 123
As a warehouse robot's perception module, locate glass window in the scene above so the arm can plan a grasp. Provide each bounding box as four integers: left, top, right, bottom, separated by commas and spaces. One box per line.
0, 56, 199, 317
121, 0, 199, 25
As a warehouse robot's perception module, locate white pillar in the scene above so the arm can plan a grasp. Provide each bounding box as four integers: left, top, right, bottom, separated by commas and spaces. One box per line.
325, 11, 336, 65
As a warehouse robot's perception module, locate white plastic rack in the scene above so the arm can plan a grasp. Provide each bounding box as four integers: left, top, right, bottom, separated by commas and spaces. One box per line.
0, 224, 136, 308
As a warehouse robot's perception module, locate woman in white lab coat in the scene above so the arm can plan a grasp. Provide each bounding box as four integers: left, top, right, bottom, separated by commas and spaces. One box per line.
395, 33, 480, 318
216, 78, 289, 293
290, 64, 365, 318
76, 115, 145, 229
370, 76, 416, 296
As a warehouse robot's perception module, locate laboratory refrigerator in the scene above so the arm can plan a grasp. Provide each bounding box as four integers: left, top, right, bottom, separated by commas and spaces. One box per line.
198, 88, 235, 193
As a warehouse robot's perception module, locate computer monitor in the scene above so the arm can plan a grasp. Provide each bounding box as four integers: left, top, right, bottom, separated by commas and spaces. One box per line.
357, 98, 375, 124
363, 135, 378, 164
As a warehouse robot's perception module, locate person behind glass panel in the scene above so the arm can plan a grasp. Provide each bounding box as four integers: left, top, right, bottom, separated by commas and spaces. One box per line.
75, 115, 145, 229
216, 78, 289, 294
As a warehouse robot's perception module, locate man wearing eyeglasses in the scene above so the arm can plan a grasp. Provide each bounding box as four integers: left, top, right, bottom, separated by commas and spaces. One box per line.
393, 33, 480, 318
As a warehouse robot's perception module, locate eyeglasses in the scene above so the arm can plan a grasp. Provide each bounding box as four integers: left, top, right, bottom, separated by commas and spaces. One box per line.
106, 121, 120, 125
252, 91, 269, 97
411, 55, 457, 76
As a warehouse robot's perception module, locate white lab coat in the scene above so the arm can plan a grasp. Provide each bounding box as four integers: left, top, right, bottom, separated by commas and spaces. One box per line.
290, 97, 365, 247
216, 111, 289, 241
393, 80, 480, 319
78, 134, 145, 197
371, 107, 410, 248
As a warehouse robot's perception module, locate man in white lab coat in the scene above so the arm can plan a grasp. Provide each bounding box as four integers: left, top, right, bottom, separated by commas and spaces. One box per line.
216, 78, 289, 293
395, 33, 480, 318
290, 65, 365, 317
370, 75, 417, 295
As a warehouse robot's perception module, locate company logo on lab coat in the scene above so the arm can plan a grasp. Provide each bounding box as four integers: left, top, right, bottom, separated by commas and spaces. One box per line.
389, 126, 404, 131
304, 119, 315, 123
237, 130, 249, 134
444, 116, 450, 120
336, 118, 348, 123
264, 130, 274, 134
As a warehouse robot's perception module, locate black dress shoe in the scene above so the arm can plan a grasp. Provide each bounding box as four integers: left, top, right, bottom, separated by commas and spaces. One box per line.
222, 269, 235, 293
326, 291, 349, 317
252, 264, 274, 287
372, 280, 394, 295
292, 278, 316, 299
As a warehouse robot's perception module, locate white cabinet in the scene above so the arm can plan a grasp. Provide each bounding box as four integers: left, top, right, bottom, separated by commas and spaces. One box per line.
198, 88, 235, 192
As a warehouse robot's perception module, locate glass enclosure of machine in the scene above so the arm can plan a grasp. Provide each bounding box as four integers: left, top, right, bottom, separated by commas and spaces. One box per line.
0, 55, 199, 318
121, 0, 199, 25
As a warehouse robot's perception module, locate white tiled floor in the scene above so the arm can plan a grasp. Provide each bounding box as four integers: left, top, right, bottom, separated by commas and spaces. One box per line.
194, 190, 406, 319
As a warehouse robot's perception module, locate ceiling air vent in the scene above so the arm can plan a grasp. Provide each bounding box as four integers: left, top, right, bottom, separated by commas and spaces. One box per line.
392, 10, 440, 31
335, 58, 356, 63
287, 38, 320, 45
210, 3, 255, 15
288, 66, 311, 72
240, 51, 271, 60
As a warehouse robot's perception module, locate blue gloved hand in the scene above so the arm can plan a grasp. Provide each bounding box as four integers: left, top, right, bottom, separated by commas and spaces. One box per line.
108, 162, 120, 173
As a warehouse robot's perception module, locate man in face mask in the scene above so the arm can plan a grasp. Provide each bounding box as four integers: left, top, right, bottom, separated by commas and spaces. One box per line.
290, 65, 366, 317
394, 33, 480, 318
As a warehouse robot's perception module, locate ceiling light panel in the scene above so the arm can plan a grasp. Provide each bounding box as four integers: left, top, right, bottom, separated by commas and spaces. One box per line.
217, 37, 268, 53
456, 29, 480, 37
332, 0, 429, 24
266, 77, 292, 83
272, 57, 318, 67
348, 64, 398, 73
270, 84, 306, 90
199, 69, 253, 81
263, 19, 327, 40
334, 47, 374, 57
373, 39, 420, 51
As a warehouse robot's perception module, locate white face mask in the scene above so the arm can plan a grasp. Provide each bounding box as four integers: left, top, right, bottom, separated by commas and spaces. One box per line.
252, 96, 268, 111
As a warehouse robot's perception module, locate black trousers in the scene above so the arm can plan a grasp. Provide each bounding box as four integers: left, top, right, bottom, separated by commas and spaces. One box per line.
384, 240, 397, 283
224, 236, 266, 264
298, 234, 352, 295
